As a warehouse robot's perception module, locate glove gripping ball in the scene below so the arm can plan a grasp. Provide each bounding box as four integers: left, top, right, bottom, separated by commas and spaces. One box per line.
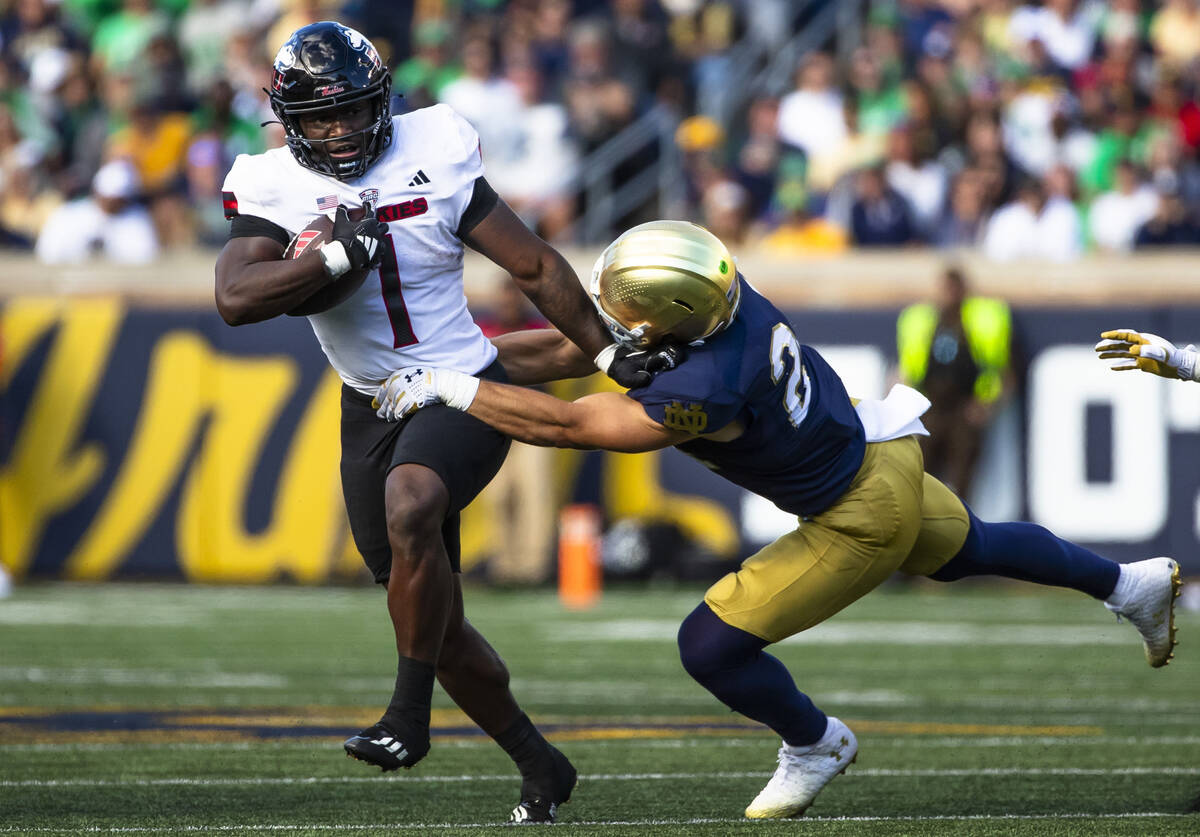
285, 208, 375, 315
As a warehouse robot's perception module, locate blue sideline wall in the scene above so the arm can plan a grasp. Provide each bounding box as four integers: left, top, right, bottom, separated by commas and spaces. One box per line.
2, 298, 1198, 582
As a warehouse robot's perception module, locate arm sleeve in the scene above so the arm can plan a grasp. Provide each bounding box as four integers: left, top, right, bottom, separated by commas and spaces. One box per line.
229, 214, 291, 246
628, 364, 746, 435
455, 176, 499, 239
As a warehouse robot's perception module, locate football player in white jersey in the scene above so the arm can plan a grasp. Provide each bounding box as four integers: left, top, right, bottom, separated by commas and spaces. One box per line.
214, 21, 674, 824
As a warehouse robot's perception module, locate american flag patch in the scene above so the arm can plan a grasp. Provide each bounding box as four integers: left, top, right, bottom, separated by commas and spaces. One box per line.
316, 195, 338, 211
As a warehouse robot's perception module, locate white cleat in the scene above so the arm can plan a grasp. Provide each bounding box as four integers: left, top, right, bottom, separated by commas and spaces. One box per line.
1105, 557, 1182, 668
744, 716, 857, 819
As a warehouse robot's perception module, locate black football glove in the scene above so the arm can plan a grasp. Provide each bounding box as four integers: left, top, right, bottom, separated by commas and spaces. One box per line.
322, 205, 388, 277
599, 340, 688, 389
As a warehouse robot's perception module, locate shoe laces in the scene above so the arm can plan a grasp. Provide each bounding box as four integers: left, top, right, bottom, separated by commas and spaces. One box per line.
770, 745, 810, 782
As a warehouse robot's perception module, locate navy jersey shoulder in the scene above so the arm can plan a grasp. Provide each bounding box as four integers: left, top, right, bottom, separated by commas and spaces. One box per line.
631, 283, 865, 516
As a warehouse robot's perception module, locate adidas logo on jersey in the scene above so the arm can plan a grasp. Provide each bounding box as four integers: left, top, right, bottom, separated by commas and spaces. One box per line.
408, 170, 430, 187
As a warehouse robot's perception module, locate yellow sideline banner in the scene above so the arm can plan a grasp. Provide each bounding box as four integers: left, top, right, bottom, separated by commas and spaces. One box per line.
6, 297, 1198, 581
0, 298, 736, 582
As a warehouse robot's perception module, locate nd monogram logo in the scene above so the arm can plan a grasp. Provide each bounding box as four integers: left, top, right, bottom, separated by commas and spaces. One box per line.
663, 401, 708, 434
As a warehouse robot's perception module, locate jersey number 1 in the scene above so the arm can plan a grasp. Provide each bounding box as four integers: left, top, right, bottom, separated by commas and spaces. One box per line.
378, 234, 417, 348
769, 323, 809, 427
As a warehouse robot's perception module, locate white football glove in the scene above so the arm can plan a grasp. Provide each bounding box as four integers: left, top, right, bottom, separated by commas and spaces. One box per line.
373, 365, 480, 421
1094, 329, 1200, 381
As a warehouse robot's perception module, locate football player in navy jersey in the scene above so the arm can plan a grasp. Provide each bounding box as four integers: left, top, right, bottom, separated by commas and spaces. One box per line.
376, 220, 1182, 820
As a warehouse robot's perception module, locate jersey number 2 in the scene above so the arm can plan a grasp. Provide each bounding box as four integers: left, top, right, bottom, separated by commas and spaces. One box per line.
378, 234, 417, 348
769, 323, 809, 427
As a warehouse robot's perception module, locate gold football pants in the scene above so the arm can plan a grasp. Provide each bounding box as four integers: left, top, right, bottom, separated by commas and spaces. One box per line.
704, 435, 969, 642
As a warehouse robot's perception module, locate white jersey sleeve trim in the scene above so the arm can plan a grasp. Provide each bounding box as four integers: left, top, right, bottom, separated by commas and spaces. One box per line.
221, 152, 292, 231
428, 104, 487, 233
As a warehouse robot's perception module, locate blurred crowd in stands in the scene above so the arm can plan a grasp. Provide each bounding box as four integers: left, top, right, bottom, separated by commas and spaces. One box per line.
4, 0, 1200, 264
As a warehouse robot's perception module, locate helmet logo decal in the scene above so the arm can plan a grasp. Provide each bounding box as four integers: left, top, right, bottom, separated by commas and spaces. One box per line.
274, 43, 296, 69
336, 24, 381, 70
338, 24, 366, 49
317, 84, 346, 97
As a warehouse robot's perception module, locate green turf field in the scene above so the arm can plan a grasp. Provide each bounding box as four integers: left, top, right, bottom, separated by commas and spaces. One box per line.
1, 581, 1197, 836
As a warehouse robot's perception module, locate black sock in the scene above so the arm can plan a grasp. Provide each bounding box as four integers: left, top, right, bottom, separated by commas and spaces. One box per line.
496, 712, 553, 780
381, 655, 435, 731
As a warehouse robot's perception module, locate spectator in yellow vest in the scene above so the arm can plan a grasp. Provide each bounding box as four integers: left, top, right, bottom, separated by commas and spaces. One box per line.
897, 266, 1014, 498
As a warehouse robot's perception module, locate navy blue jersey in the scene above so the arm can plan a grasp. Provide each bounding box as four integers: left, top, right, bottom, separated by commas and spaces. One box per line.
630, 283, 865, 516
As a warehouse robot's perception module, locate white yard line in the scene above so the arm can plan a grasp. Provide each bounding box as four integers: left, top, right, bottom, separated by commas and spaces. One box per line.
4, 766, 1199, 788
543, 619, 1148, 646
0, 812, 1193, 833
5, 735, 1200, 753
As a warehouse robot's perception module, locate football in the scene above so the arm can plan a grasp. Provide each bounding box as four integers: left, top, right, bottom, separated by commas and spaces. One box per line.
285, 208, 373, 316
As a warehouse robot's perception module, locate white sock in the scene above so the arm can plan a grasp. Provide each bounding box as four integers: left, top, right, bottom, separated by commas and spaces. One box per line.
1106, 563, 1137, 608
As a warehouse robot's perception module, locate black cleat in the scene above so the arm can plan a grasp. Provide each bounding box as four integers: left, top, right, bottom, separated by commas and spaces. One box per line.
343, 721, 430, 771
508, 745, 577, 824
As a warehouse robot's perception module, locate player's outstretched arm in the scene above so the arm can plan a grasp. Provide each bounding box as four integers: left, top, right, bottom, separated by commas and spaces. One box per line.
463, 201, 666, 388
463, 202, 612, 358
490, 329, 596, 385
375, 367, 691, 453
469, 387, 690, 452
1095, 329, 1200, 381
491, 329, 687, 387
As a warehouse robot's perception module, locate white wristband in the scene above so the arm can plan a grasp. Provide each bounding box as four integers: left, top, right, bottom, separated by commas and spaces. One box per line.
319, 240, 351, 278
594, 343, 619, 373
433, 369, 481, 411
1181, 346, 1200, 382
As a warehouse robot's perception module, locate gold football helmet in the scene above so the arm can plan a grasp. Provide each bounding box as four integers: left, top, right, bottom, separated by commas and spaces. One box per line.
590, 220, 742, 348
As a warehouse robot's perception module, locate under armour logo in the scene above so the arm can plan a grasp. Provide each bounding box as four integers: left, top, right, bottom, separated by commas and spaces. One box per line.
403, 369, 424, 384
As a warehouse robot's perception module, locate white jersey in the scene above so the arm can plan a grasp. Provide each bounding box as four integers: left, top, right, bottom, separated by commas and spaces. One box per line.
221, 104, 497, 394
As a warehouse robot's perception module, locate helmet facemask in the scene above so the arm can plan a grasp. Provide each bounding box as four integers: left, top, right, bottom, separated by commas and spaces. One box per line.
273, 77, 393, 181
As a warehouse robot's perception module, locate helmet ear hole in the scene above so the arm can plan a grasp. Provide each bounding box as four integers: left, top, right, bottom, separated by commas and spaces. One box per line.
673, 299, 694, 313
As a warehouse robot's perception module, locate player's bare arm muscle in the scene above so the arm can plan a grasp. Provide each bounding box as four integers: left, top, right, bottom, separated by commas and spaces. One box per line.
464, 201, 613, 359
467, 383, 691, 453
490, 329, 595, 385
215, 235, 331, 326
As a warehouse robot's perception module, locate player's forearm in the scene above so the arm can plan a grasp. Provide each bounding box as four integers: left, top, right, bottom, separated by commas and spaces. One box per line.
491, 329, 596, 385
215, 250, 331, 325
511, 250, 613, 360
468, 381, 593, 449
